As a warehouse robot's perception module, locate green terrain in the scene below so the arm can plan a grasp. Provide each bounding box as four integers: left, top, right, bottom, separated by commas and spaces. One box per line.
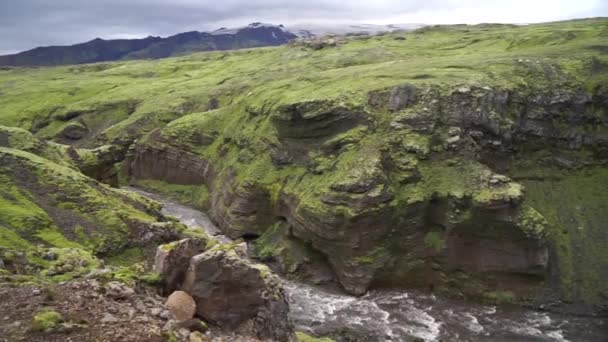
0, 17, 607, 314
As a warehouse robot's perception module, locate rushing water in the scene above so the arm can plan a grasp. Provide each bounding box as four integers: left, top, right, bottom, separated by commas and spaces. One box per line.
127, 187, 607, 342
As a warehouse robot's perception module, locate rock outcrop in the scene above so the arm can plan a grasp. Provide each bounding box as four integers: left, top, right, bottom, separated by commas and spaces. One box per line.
183, 247, 295, 341
155, 239, 203, 295
123, 80, 608, 305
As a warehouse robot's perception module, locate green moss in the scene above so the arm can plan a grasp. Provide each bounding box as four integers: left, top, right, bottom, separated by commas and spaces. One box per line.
482, 290, 516, 304
514, 166, 608, 303
132, 178, 210, 208
32, 309, 63, 331
160, 241, 179, 252
517, 206, 548, 238
164, 331, 179, 342
296, 332, 335, 342
106, 247, 145, 267
423, 232, 444, 252
354, 247, 387, 265
0, 147, 164, 255
34, 248, 101, 282
36, 229, 86, 249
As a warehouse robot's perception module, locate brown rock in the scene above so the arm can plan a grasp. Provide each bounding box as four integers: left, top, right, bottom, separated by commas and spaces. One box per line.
155, 239, 202, 295
183, 247, 294, 341
166, 291, 196, 321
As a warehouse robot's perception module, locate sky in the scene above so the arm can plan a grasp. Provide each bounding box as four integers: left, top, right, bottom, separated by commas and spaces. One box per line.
0, 0, 606, 55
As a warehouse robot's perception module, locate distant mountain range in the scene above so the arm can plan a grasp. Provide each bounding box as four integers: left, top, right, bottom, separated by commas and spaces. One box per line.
0, 22, 423, 67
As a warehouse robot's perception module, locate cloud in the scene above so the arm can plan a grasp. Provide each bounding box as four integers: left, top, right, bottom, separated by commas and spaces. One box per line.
0, 0, 606, 54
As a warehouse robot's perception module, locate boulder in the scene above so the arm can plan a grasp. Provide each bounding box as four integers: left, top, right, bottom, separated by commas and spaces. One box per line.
183, 247, 294, 341
388, 84, 417, 111
155, 239, 202, 295
166, 291, 196, 321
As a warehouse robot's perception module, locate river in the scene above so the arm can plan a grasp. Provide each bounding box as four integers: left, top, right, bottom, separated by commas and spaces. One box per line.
126, 187, 607, 342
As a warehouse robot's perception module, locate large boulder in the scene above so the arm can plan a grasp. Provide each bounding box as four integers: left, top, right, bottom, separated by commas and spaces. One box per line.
155, 239, 202, 295
183, 247, 295, 341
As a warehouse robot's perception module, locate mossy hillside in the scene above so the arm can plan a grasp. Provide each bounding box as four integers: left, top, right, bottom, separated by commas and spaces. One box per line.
0, 125, 126, 185
512, 166, 608, 303
0, 126, 78, 168
0, 19, 605, 148
0, 146, 162, 255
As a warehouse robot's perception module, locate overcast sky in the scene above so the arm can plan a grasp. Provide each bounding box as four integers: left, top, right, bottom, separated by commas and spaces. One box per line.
0, 0, 606, 55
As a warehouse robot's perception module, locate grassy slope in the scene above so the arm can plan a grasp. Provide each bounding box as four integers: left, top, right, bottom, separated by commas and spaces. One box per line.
0, 19, 606, 139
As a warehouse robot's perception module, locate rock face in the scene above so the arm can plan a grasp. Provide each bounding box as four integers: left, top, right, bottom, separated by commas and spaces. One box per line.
155, 239, 203, 295
121, 81, 608, 303
112, 21, 608, 309
183, 247, 294, 341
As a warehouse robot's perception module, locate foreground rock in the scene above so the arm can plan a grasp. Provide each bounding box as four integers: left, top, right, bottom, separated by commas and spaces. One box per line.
166, 291, 196, 321
183, 246, 295, 342
155, 239, 203, 295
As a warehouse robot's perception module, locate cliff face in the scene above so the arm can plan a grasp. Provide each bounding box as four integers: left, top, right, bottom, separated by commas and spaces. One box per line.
1, 18, 607, 310
122, 81, 606, 304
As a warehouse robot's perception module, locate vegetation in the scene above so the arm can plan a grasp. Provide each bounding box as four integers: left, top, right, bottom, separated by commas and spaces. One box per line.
482, 290, 516, 305
296, 331, 336, 342
32, 309, 63, 331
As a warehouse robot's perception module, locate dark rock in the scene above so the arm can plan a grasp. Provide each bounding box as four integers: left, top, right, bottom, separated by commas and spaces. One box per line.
61, 122, 89, 140
155, 239, 202, 295
183, 247, 294, 341
388, 84, 417, 111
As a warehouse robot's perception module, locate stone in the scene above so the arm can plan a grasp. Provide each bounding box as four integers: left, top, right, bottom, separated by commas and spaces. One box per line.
165, 291, 196, 321
489, 174, 511, 185
183, 247, 294, 341
42, 251, 57, 261
388, 84, 417, 111
189, 331, 208, 342
61, 122, 89, 140
448, 127, 462, 137
101, 314, 119, 324
105, 281, 135, 299
446, 135, 461, 145
155, 239, 202, 295
150, 308, 162, 317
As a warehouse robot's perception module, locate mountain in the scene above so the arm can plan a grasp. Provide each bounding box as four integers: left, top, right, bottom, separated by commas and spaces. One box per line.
287, 23, 425, 38
0, 22, 297, 67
